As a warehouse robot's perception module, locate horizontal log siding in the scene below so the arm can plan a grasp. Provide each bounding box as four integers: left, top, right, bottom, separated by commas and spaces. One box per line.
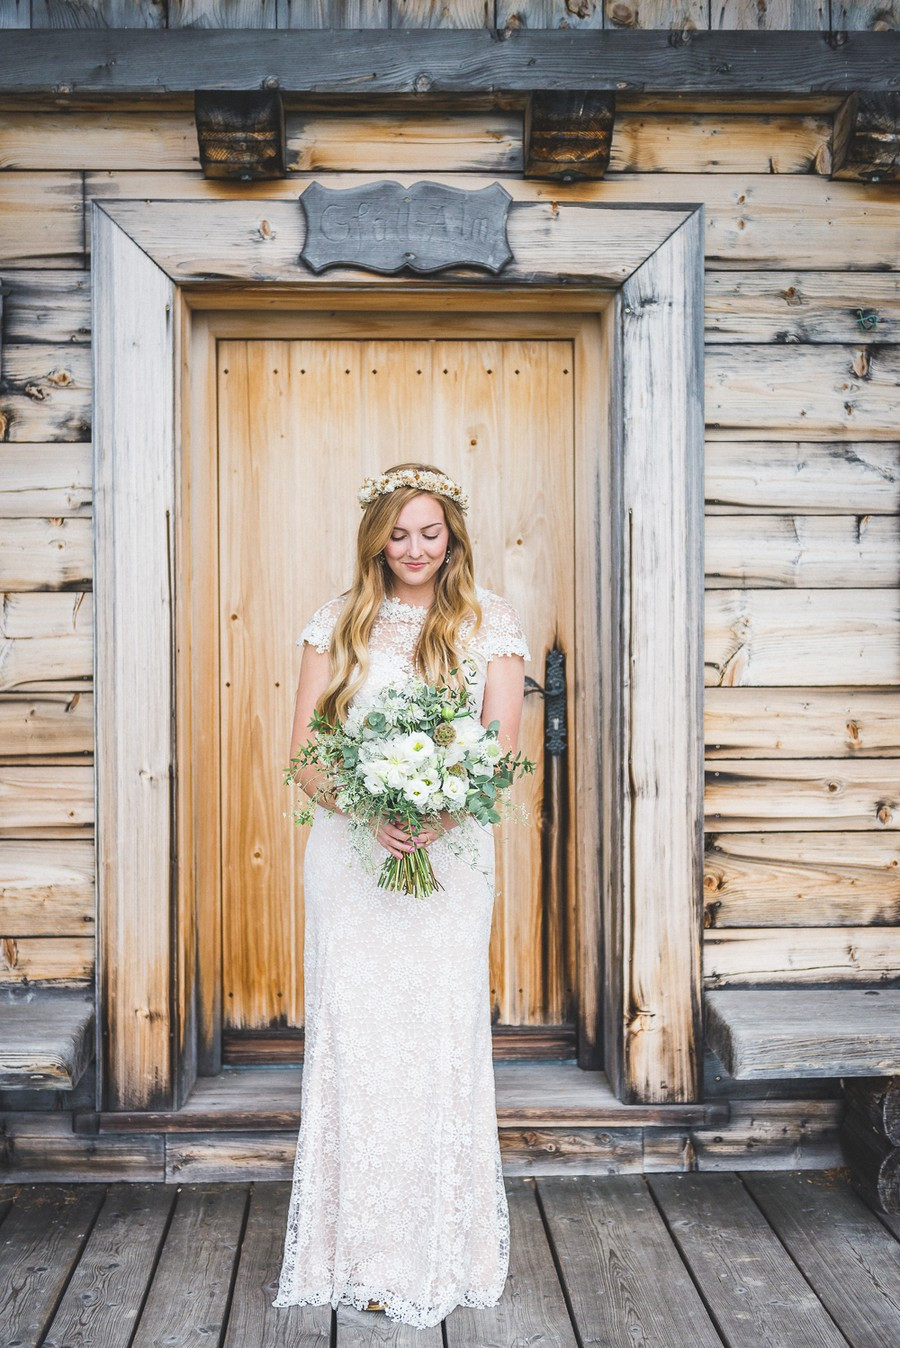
0, 106, 897, 1008
0, 2, 891, 32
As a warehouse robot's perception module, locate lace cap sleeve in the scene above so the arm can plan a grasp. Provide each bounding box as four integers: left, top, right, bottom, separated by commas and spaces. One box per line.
473, 590, 531, 663
297, 596, 344, 653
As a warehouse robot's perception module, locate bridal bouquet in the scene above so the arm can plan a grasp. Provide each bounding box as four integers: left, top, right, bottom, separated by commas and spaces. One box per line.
285, 669, 534, 897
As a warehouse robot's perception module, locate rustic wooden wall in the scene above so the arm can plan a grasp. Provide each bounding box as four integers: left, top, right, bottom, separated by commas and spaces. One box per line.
0, 0, 895, 31
0, 101, 897, 1016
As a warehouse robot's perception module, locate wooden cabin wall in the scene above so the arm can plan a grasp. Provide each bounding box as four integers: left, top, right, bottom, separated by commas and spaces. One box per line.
1, 95, 897, 1027
0, 0, 895, 30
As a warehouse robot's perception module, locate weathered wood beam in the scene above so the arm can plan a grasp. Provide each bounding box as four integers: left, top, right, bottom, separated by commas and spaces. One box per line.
832, 92, 900, 183
194, 89, 286, 181
524, 91, 615, 182
0, 31, 896, 98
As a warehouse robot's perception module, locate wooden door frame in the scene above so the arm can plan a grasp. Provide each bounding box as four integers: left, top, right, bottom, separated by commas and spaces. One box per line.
91, 189, 704, 1111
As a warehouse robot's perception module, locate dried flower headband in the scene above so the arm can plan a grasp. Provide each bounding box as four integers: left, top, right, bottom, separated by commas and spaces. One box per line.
357, 469, 469, 513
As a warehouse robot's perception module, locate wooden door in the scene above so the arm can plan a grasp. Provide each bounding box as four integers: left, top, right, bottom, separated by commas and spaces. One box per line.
216, 326, 578, 1057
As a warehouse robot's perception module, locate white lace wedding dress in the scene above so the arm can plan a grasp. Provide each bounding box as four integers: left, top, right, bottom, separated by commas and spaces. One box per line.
272, 584, 530, 1328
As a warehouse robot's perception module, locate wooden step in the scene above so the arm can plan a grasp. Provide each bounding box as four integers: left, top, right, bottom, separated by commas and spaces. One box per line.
73, 1061, 729, 1134
706, 989, 900, 1081
0, 991, 94, 1089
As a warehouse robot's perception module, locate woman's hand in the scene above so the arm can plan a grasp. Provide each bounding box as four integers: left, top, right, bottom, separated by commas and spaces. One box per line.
372, 811, 459, 858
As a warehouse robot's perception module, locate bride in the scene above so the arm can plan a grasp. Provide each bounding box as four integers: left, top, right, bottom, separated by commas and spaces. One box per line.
272, 461, 530, 1328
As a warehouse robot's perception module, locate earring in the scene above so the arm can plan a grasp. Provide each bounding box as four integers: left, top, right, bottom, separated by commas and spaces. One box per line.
444, 549, 451, 565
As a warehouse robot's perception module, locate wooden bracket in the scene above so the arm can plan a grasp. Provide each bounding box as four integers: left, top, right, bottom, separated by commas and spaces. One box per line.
194, 89, 286, 181
524, 91, 616, 183
831, 92, 900, 183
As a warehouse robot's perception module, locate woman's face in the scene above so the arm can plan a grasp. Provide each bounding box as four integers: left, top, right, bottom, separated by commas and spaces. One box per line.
382, 493, 450, 598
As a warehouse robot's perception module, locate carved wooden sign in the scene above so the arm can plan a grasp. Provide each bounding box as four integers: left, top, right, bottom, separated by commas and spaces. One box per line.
298, 181, 513, 275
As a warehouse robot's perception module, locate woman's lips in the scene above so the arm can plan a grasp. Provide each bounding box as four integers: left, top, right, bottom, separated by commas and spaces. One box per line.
404, 562, 427, 569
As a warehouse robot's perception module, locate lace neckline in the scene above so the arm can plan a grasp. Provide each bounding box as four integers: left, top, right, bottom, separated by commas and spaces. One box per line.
380, 594, 430, 621
380, 584, 487, 623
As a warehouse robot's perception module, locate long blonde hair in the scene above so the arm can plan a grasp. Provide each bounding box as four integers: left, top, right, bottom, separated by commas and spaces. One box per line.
318, 462, 482, 726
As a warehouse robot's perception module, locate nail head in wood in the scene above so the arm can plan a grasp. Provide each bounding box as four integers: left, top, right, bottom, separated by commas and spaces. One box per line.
524, 91, 616, 183
194, 89, 286, 182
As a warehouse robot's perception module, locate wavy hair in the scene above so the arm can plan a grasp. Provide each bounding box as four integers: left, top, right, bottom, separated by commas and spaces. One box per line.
317, 462, 482, 726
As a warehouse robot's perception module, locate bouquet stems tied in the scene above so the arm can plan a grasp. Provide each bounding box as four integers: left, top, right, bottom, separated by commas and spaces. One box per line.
377, 840, 444, 898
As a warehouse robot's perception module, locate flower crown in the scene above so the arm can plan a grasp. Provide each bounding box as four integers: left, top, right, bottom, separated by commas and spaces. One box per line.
357, 469, 469, 512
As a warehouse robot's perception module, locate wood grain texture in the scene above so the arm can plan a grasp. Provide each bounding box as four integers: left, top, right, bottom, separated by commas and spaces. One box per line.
705, 272, 900, 343
707, 343, 900, 438
0, 685, 93, 762
0, 517, 92, 591
92, 205, 177, 1111
705, 689, 900, 758
0, 765, 93, 832
41, 1185, 176, 1348
216, 331, 576, 1032
648, 1172, 847, 1348
706, 988, 900, 1077
2, 30, 899, 95
0, 935, 94, 982
31, 0, 165, 26
277, 0, 389, 26
713, 0, 827, 26
129, 1186, 247, 1347
704, 589, 900, 686
87, 194, 687, 286
0, 342, 91, 443
0, 591, 92, 692
537, 1175, 722, 1345
705, 514, 899, 588
169, 0, 277, 25
0, 270, 90, 344
0, 446, 91, 520
0, 837, 94, 932
0, 993, 94, 1088
615, 210, 704, 1103
704, 831, 900, 927
221, 1182, 331, 1348
705, 758, 899, 831
605, 0, 711, 27
0, 110, 199, 170
392, 0, 491, 25
704, 440, 900, 514
0, 1185, 107, 1344
0, 172, 83, 271
286, 109, 521, 172
704, 927, 900, 986
0, 0, 29, 27
611, 111, 831, 174
82, 168, 900, 271
743, 1169, 900, 1347
497, 0, 603, 27
687, 1100, 843, 1168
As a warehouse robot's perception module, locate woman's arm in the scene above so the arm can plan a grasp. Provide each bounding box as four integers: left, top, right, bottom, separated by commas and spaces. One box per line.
480, 653, 525, 752
288, 644, 342, 811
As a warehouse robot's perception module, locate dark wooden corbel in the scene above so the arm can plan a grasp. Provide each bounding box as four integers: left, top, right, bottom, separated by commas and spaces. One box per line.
831, 92, 899, 183
194, 89, 286, 181
523, 91, 616, 183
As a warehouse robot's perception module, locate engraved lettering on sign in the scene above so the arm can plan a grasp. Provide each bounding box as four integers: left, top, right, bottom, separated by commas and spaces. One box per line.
299, 181, 513, 276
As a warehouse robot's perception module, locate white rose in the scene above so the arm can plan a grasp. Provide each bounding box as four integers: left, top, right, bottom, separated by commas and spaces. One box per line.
404, 779, 434, 805
363, 773, 387, 795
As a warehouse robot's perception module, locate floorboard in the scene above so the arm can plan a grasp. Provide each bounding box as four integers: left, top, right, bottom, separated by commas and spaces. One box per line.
0, 1183, 105, 1348
743, 1170, 900, 1348
129, 1184, 248, 1348
1, 1171, 897, 1345
649, 1172, 847, 1348
537, 1174, 724, 1346
42, 1184, 175, 1348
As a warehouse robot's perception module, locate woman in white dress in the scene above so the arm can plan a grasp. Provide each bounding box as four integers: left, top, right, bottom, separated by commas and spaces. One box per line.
272, 462, 530, 1328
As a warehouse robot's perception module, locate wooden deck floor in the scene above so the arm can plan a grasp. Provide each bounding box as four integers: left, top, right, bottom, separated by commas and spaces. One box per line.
2, 1169, 899, 1347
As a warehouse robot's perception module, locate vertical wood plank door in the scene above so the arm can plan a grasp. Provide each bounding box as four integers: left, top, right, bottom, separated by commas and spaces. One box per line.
216, 331, 578, 1049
